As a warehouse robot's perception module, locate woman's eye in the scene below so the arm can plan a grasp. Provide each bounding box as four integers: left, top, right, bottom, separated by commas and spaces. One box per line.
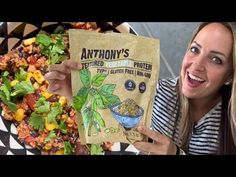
190, 46, 199, 54
211, 57, 222, 64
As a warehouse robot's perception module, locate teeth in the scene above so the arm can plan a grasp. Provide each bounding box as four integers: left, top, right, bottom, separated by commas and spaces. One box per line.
188, 73, 204, 82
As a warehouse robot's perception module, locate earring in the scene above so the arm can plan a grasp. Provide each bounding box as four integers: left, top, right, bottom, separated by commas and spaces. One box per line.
225, 78, 232, 85
225, 81, 231, 85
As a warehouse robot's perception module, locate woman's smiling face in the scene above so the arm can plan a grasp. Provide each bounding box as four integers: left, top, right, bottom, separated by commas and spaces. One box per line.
181, 23, 233, 99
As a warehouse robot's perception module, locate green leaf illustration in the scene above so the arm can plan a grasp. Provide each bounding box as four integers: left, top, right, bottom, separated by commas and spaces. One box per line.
93, 93, 105, 109
100, 95, 109, 108
80, 69, 91, 87
105, 94, 121, 107
73, 69, 121, 137
88, 117, 94, 136
93, 111, 105, 128
93, 121, 101, 132
77, 86, 89, 98
99, 84, 116, 95
82, 107, 90, 129
92, 99, 97, 111
73, 96, 86, 112
91, 73, 107, 87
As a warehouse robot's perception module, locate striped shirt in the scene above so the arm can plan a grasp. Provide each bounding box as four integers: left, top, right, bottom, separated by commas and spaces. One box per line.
151, 77, 221, 155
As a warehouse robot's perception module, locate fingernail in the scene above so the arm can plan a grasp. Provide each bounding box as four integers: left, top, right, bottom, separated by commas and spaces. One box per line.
51, 84, 60, 91
137, 126, 144, 132
77, 63, 82, 69
60, 75, 66, 80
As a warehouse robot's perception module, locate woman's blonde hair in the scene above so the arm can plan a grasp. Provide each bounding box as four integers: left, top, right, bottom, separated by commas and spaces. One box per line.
177, 22, 236, 152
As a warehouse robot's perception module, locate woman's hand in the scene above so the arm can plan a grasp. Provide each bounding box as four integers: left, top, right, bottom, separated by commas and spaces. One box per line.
44, 60, 82, 103
133, 125, 177, 155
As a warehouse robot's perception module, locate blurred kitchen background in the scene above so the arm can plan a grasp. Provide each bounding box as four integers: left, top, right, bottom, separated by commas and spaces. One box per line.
129, 22, 200, 79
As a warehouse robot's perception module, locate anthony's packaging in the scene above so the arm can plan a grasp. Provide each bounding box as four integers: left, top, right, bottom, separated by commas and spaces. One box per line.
69, 29, 160, 144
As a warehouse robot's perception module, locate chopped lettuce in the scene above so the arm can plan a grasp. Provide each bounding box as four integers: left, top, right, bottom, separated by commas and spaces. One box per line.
11, 81, 35, 97
36, 33, 68, 65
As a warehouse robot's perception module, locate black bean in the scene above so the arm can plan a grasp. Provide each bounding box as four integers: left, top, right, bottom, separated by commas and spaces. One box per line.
24, 116, 30, 122
35, 90, 41, 99
31, 130, 39, 137
22, 52, 29, 59
63, 106, 71, 113
25, 109, 32, 117
30, 77, 36, 84
17, 46, 23, 53
39, 66, 48, 75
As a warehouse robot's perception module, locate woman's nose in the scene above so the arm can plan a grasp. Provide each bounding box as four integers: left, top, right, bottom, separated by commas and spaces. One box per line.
191, 56, 206, 72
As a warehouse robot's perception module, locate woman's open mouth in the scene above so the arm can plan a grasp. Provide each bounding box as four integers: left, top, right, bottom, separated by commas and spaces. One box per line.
187, 72, 205, 88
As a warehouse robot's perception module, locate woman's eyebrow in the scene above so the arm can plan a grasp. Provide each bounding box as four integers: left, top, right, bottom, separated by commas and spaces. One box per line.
211, 51, 226, 58
193, 41, 202, 48
193, 41, 226, 58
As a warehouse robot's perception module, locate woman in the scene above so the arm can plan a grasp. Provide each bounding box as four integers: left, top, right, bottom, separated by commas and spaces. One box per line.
45, 22, 236, 155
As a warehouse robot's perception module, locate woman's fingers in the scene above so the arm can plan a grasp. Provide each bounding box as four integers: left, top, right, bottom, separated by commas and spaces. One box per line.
134, 126, 164, 154
134, 141, 152, 152
49, 60, 82, 73
44, 71, 66, 93
136, 126, 164, 143
134, 126, 177, 155
49, 63, 70, 73
44, 71, 66, 81
62, 60, 82, 70
47, 82, 61, 92
134, 141, 161, 155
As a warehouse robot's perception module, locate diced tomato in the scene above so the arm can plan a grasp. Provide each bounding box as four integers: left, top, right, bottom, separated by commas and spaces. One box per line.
24, 136, 36, 148
24, 94, 36, 111
27, 56, 37, 65
27, 65, 36, 73
24, 136, 35, 144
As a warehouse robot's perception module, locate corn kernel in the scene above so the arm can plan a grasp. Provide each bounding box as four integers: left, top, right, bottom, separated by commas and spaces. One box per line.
44, 143, 52, 150
33, 70, 45, 84
33, 82, 39, 89
15, 108, 25, 121
59, 96, 67, 107
54, 149, 64, 155
41, 91, 53, 99
26, 73, 34, 81
10, 80, 19, 87
23, 37, 36, 46
45, 117, 58, 131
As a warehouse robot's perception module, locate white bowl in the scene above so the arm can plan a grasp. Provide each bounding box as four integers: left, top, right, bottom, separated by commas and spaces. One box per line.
0, 22, 139, 155
0, 22, 137, 55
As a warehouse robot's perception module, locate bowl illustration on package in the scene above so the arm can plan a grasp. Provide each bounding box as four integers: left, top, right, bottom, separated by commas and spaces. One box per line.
110, 99, 144, 129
